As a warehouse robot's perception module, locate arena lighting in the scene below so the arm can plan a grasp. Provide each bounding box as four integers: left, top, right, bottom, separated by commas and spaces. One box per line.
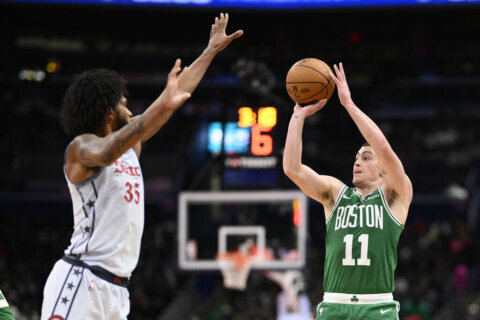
349, 31, 362, 43
18, 69, 46, 82
46, 61, 61, 73
35, 71, 46, 81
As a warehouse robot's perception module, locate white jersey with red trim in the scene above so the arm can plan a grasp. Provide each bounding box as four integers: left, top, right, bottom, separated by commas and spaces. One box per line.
64, 148, 144, 278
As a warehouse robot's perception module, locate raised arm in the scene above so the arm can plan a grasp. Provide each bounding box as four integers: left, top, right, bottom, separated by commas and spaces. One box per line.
66, 59, 191, 184
178, 12, 243, 93
283, 102, 345, 217
329, 63, 413, 222
140, 12, 243, 143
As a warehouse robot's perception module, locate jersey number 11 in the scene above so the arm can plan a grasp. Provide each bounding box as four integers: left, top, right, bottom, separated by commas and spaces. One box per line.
342, 234, 371, 266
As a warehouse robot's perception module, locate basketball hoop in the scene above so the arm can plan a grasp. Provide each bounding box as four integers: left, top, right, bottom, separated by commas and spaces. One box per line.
217, 252, 253, 291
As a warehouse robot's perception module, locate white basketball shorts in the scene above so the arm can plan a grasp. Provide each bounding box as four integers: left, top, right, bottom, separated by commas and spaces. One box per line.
41, 259, 130, 320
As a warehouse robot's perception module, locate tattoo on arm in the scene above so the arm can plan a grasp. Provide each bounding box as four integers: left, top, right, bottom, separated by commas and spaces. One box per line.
76, 119, 146, 166
112, 118, 145, 155
78, 135, 98, 163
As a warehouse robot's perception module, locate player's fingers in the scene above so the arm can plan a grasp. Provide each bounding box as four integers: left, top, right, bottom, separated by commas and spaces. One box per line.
339, 62, 346, 77
169, 59, 182, 77
333, 64, 341, 78
219, 13, 227, 29
222, 13, 229, 30
212, 16, 221, 33
329, 71, 339, 84
177, 66, 189, 80
317, 99, 328, 108
179, 92, 191, 104
310, 99, 327, 111
335, 64, 346, 82
173, 58, 181, 68
302, 105, 318, 115
228, 30, 244, 40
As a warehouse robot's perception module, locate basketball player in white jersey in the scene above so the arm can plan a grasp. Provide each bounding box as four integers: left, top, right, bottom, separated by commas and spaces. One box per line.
41, 13, 243, 320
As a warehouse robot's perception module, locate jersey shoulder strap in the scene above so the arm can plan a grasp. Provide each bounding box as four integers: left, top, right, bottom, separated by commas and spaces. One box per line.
326, 185, 348, 225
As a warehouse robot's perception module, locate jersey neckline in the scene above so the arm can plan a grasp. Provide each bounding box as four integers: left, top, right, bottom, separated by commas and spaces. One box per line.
352, 187, 379, 201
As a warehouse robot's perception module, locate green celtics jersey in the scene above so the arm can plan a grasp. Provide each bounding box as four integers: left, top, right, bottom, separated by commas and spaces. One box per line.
323, 186, 404, 294
0, 289, 14, 320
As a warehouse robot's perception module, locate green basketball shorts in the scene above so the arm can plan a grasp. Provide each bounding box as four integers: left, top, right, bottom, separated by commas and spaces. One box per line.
316, 292, 400, 320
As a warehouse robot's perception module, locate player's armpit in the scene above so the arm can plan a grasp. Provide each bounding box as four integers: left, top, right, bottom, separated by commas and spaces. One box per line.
378, 149, 412, 224
384, 184, 411, 224
64, 134, 107, 184
133, 140, 142, 158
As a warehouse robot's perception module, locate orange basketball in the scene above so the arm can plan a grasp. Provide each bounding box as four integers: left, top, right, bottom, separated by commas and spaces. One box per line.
285, 58, 335, 106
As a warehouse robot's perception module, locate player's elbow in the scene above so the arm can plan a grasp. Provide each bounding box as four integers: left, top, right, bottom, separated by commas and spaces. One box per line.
283, 164, 300, 180
283, 166, 292, 178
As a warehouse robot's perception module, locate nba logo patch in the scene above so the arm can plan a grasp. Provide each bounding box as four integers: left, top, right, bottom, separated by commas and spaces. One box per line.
318, 307, 324, 317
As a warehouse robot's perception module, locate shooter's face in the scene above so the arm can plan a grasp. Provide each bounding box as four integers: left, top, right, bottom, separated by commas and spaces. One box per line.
352, 146, 382, 187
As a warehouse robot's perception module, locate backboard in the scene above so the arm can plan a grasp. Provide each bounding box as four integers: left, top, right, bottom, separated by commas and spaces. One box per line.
178, 190, 308, 270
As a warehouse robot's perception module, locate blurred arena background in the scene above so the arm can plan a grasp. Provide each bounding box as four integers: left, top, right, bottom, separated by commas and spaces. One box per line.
1, 1, 480, 319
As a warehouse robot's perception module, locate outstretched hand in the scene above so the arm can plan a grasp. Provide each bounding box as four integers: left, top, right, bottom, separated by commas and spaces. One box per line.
329, 62, 353, 107
293, 99, 328, 119
208, 13, 244, 53
161, 59, 191, 111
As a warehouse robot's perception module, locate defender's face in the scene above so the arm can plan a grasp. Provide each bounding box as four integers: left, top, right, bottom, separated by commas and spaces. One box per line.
352, 146, 382, 187
114, 96, 132, 130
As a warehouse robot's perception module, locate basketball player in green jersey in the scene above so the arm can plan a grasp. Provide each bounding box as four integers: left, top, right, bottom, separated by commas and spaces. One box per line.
0, 290, 14, 320
283, 62, 413, 320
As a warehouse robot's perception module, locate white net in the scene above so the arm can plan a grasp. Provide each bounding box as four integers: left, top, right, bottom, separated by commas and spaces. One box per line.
217, 252, 253, 291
